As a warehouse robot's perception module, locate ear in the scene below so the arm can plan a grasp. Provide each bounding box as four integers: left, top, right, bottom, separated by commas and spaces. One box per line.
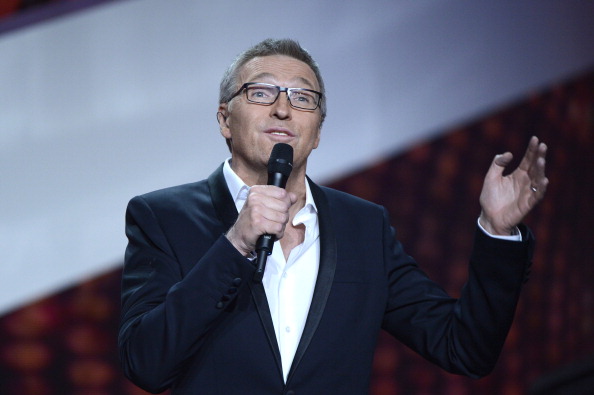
217, 103, 231, 139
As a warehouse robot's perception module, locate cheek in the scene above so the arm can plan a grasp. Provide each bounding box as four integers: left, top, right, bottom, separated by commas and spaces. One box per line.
313, 129, 321, 148
227, 111, 252, 138
306, 121, 321, 149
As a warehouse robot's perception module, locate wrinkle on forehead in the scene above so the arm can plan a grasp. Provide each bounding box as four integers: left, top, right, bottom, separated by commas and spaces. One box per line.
238, 55, 319, 90
249, 72, 316, 89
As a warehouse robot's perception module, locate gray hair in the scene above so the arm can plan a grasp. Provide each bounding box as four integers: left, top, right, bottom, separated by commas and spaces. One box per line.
219, 38, 327, 124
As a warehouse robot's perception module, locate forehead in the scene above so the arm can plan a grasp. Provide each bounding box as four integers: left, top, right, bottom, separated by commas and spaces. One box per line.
238, 55, 319, 90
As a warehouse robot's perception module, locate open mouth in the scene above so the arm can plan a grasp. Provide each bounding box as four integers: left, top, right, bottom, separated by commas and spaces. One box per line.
265, 128, 294, 138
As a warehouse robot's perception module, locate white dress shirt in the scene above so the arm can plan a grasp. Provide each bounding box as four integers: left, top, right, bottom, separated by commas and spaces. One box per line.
223, 160, 320, 382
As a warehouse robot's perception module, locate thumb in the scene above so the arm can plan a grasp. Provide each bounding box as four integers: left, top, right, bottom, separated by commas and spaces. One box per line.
288, 192, 298, 206
488, 152, 513, 176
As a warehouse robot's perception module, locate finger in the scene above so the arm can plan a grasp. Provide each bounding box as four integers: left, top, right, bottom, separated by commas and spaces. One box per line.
529, 160, 549, 200
247, 187, 292, 212
529, 143, 547, 178
246, 193, 291, 234
250, 185, 290, 200
487, 152, 513, 181
257, 204, 290, 225
492, 152, 514, 169
238, 207, 285, 244
527, 142, 548, 191
518, 136, 540, 172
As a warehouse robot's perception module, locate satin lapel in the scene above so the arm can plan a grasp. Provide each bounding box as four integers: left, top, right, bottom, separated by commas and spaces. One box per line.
286, 179, 337, 384
207, 164, 238, 230
208, 164, 283, 377
248, 281, 283, 378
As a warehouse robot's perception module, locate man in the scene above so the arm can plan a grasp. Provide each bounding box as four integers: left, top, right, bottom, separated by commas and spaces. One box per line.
119, 38, 548, 394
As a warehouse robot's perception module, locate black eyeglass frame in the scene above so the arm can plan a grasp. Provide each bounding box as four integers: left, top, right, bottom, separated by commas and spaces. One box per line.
229, 82, 323, 111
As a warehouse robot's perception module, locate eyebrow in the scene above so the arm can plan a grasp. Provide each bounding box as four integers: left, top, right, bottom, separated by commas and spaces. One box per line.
249, 72, 316, 89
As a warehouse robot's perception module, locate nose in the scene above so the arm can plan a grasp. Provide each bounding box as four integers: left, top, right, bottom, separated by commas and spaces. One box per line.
270, 91, 292, 119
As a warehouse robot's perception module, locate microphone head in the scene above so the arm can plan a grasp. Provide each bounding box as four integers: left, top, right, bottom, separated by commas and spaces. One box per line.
268, 143, 293, 178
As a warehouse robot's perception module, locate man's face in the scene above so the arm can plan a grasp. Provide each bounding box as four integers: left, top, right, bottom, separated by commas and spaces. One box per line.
218, 55, 322, 182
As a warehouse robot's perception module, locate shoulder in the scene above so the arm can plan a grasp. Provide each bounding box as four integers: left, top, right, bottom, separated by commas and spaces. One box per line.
140, 179, 209, 201
311, 181, 386, 217
129, 179, 210, 213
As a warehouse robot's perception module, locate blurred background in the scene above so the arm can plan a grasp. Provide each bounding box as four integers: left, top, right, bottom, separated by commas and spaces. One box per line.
1, 1, 593, 394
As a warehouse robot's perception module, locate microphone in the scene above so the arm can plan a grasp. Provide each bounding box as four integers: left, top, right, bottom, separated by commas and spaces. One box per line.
253, 143, 293, 283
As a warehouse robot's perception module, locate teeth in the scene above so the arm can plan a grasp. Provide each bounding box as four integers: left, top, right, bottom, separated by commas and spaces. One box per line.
271, 131, 288, 136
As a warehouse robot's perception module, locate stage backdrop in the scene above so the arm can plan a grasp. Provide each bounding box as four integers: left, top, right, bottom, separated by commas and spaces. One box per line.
1, 1, 593, 394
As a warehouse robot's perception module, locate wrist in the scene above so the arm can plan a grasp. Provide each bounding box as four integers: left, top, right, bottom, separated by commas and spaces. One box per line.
478, 213, 515, 236
225, 228, 253, 257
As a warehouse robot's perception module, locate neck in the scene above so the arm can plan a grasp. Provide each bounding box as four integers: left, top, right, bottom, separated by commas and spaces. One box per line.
284, 165, 307, 195
285, 167, 308, 220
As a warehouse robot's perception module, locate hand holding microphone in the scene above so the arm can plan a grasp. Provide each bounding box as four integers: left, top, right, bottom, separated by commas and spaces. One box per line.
224, 143, 294, 282
253, 143, 293, 282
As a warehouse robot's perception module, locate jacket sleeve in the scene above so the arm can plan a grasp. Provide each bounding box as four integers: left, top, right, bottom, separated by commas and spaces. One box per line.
118, 195, 254, 393
381, 207, 534, 378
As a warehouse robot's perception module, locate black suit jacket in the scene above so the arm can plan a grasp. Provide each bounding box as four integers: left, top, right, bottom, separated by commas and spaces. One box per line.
119, 164, 534, 395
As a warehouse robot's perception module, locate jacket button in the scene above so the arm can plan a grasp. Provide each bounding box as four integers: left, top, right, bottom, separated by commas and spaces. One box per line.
286, 391, 295, 395
215, 301, 224, 309
232, 277, 242, 286
227, 287, 237, 294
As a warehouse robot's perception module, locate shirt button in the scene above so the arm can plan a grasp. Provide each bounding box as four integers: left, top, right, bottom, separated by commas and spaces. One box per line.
285, 326, 291, 333
282, 272, 288, 278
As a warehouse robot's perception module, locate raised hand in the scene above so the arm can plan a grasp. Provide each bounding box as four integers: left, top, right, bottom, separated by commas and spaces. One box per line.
479, 136, 548, 236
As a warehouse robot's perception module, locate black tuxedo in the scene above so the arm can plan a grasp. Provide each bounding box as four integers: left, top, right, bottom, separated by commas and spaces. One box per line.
119, 164, 534, 395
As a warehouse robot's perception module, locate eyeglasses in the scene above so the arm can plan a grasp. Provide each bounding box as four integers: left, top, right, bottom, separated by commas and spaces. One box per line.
229, 82, 322, 111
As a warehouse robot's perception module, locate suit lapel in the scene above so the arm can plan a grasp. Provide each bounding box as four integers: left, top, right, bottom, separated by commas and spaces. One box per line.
208, 164, 284, 378
248, 281, 283, 379
287, 179, 337, 383
207, 164, 238, 230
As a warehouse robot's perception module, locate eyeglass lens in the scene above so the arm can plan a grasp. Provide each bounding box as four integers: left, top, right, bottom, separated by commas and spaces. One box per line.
245, 84, 319, 110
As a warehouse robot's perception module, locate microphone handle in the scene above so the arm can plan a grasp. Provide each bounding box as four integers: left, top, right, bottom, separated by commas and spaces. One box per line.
268, 172, 288, 189
253, 234, 274, 282
253, 171, 288, 283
